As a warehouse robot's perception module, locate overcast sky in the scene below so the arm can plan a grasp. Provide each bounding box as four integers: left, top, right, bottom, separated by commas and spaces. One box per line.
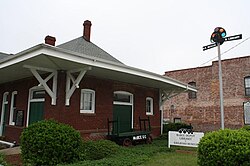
1, 0, 250, 74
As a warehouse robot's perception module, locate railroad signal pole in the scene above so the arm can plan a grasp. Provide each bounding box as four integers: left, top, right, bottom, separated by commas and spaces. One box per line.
203, 27, 242, 130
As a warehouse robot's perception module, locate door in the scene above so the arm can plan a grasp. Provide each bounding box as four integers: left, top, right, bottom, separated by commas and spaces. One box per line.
113, 91, 133, 134
27, 88, 45, 126
28, 102, 44, 125
113, 105, 132, 133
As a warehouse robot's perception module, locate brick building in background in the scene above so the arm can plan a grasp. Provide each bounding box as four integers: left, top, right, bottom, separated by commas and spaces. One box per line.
164, 55, 250, 132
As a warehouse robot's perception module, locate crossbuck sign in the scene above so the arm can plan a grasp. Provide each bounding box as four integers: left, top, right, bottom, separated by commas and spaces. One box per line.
168, 131, 204, 148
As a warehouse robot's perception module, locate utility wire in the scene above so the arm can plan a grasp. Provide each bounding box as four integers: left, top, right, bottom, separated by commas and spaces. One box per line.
199, 37, 250, 67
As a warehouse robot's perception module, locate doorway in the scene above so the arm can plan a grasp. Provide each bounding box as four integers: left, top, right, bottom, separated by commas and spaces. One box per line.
27, 87, 45, 126
113, 91, 133, 133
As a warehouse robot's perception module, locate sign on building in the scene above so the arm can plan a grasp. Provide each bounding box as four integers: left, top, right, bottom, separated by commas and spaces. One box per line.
168, 130, 204, 148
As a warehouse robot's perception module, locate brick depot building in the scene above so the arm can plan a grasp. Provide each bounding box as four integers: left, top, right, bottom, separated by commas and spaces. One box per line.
0, 20, 196, 143
164, 55, 250, 132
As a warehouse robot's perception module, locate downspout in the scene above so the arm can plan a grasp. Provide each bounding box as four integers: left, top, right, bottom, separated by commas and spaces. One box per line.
159, 89, 164, 135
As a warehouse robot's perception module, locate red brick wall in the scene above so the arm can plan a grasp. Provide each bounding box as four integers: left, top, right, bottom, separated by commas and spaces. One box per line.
0, 72, 160, 142
164, 56, 250, 132
0, 77, 39, 143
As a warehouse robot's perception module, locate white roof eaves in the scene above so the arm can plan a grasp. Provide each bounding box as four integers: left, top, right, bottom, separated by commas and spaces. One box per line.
0, 44, 44, 69
45, 46, 197, 92
0, 44, 197, 92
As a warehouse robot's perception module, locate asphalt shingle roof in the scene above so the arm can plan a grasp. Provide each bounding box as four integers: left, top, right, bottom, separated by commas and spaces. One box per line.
0, 52, 10, 60
57, 37, 123, 64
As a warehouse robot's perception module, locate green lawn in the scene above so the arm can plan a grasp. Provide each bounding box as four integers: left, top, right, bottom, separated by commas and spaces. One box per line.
62, 140, 198, 166
141, 151, 198, 166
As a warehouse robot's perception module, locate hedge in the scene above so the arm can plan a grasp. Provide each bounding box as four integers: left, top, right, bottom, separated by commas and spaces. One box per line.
81, 140, 120, 160
21, 120, 82, 165
198, 129, 250, 166
163, 122, 192, 134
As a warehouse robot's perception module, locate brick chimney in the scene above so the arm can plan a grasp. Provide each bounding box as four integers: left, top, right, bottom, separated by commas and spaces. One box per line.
45, 35, 56, 46
83, 20, 92, 42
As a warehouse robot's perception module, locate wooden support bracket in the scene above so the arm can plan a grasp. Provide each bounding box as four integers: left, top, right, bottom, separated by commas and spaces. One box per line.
65, 66, 91, 105
23, 65, 58, 105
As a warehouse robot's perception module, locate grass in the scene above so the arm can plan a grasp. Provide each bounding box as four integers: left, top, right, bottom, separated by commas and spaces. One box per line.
61, 139, 198, 166
141, 151, 197, 166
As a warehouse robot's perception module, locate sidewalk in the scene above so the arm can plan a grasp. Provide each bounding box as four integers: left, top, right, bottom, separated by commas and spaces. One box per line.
0, 146, 21, 155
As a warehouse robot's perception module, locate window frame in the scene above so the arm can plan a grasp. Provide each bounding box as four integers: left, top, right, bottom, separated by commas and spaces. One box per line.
113, 91, 133, 105
9, 91, 17, 125
244, 76, 250, 96
188, 82, 197, 99
146, 97, 153, 115
0, 92, 9, 136
30, 88, 45, 102
80, 89, 95, 114
174, 118, 181, 123
244, 101, 250, 125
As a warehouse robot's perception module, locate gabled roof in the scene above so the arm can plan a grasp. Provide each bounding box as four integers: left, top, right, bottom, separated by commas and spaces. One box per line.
0, 52, 11, 60
57, 36, 123, 64
0, 20, 196, 96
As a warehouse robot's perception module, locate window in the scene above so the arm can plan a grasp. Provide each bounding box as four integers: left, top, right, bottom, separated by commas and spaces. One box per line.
1, 92, 9, 136
146, 97, 153, 115
245, 77, 250, 96
114, 92, 132, 104
9, 91, 17, 125
170, 105, 175, 113
80, 89, 95, 113
174, 118, 181, 123
31, 90, 45, 100
113, 91, 133, 105
188, 82, 197, 99
244, 102, 250, 124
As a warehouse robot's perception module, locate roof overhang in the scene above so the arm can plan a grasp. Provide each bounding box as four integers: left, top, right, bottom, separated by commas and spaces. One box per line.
0, 44, 197, 93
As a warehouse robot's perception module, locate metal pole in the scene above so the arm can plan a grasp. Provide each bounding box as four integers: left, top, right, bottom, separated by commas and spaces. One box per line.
217, 43, 225, 129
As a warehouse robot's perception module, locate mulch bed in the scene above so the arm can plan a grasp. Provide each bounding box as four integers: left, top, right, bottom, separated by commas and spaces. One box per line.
5, 154, 22, 166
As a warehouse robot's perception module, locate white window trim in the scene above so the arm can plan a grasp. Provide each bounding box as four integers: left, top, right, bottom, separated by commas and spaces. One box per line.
9, 91, 17, 126
80, 89, 95, 114
113, 91, 133, 105
0, 92, 9, 136
146, 97, 153, 115
244, 101, 250, 124
30, 88, 45, 102
245, 77, 250, 96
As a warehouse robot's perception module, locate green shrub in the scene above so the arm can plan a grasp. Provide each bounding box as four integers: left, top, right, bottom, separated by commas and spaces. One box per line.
241, 125, 250, 131
155, 133, 168, 140
59, 140, 173, 166
157, 123, 191, 140
163, 122, 191, 133
0, 153, 8, 166
81, 140, 120, 160
198, 129, 250, 166
21, 119, 82, 165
